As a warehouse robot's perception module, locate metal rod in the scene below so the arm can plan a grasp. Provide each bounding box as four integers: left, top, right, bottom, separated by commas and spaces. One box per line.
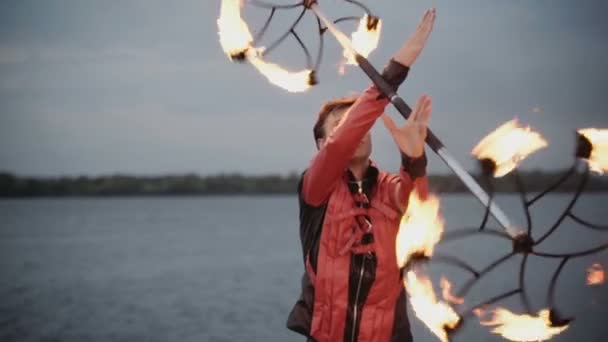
333, 16, 361, 24
432, 254, 480, 277
261, 7, 307, 57
513, 170, 533, 235
568, 213, 608, 231
518, 254, 532, 313
253, 7, 276, 45
249, 0, 303, 10
291, 29, 313, 69
478, 175, 494, 231
314, 16, 325, 70
309, 3, 519, 237
456, 252, 516, 297
534, 161, 590, 245
309, 4, 356, 56
344, 0, 373, 15
532, 243, 608, 259
440, 228, 512, 244
527, 164, 576, 206
435, 148, 518, 236
547, 257, 570, 309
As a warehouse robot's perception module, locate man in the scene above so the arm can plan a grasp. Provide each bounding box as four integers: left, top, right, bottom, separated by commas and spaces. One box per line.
287, 8, 437, 342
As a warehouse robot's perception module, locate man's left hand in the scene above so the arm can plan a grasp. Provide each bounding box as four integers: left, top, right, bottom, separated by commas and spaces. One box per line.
381, 95, 432, 158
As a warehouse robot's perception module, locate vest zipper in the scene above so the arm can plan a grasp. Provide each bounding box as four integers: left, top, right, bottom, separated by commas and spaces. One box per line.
351, 256, 365, 342
351, 180, 365, 342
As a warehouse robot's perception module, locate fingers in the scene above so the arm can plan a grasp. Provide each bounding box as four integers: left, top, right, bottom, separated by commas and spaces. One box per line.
411, 94, 430, 123
419, 8, 436, 39
418, 124, 428, 141
382, 114, 398, 134
417, 9, 431, 30
415, 96, 431, 142
418, 95, 432, 125
425, 8, 436, 26
429, 8, 437, 23
408, 95, 423, 123
421, 96, 432, 124
383, 113, 406, 143
386, 94, 432, 133
395, 8, 436, 67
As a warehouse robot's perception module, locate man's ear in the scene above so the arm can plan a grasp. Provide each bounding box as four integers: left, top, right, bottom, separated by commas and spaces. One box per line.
316, 138, 324, 150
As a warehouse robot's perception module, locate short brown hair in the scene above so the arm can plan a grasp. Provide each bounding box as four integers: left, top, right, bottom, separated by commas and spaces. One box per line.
313, 94, 359, 142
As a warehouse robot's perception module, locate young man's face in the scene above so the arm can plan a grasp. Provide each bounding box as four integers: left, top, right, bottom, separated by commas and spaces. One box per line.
319, 109, 372, 162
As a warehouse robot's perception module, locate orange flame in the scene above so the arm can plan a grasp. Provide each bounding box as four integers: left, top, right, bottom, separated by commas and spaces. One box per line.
217, 0, 313, 92
404, 270, 461, 342
395, 190, 444, 268
440, 277, 464, 305
217, 0, 253, 60
587, 263, 605, 286
397, 193, 457, 341
247, 49, 314, 93
578, 128, 608, 174
340, 15, 382, 73
473, 308, 485, 318
472, 119, 548, 178
477, 308, 568, 341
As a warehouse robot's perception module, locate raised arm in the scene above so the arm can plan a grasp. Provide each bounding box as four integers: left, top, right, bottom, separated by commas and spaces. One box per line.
301, 63, 406, 206
392, 153, 429, 211
383, 95, 433, 210
301, 8, 437, 207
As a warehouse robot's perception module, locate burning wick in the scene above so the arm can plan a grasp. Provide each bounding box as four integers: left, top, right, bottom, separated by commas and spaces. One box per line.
339, 14, 382, 75
404, 268, 461, 342
396, 191, 460, 341
472, 119, 548, 178
587, 263, 605, 286
217, 0, 314, 92
440, 277, 464, 305
395, 190, 444, 269
577, 129, 608, 174
474, 307, 569, 342
217, 0, 253, 60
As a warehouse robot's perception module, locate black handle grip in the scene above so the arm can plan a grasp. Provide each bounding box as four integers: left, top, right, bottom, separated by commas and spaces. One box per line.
355, 54, 445, 152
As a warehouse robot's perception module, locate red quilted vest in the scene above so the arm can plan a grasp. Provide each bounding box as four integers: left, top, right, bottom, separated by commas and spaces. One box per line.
307, 170, 426, 342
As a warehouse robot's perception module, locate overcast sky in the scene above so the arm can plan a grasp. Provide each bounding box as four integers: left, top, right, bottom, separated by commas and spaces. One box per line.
0, 0, 606, 177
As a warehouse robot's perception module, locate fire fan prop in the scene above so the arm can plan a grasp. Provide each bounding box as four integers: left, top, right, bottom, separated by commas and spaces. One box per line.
217, 1, 607, 341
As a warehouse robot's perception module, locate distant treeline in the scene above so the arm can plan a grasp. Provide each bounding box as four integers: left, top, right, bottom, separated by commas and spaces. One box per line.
0, 170, 606, 197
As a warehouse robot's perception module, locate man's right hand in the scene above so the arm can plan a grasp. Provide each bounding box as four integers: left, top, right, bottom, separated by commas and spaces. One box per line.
393, 8, 436, 67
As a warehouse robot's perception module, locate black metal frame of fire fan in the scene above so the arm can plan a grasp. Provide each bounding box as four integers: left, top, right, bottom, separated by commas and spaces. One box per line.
428, 156, 607, 338
245, 0, 379, 84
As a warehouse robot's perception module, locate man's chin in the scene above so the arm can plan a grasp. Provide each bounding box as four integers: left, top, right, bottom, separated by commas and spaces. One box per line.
351, 152, 371, 164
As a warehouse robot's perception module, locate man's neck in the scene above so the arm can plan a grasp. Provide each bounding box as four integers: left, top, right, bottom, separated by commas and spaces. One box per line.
348, 158, 370, 181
